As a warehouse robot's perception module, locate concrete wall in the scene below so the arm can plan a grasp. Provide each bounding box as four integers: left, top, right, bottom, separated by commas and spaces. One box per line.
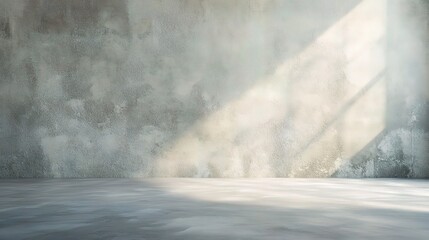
0, 0, 428, 178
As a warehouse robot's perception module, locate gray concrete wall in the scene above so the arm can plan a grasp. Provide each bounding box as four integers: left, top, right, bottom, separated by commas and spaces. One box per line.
0, 0, 428, 178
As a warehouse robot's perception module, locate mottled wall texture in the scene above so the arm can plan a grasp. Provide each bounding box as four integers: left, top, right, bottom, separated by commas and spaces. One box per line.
0, 0, 428, 178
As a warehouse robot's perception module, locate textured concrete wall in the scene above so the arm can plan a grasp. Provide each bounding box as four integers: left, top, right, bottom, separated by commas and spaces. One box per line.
0, 0, 428, 178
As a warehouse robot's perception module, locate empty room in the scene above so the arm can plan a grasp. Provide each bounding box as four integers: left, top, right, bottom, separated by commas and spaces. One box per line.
0, 0, 428, 239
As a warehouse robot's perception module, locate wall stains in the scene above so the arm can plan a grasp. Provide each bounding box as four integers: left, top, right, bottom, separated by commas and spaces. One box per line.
0, 0, 428, 178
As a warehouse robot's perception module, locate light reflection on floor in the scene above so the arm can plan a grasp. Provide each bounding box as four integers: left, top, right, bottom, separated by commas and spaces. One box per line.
0, 179, 428, 239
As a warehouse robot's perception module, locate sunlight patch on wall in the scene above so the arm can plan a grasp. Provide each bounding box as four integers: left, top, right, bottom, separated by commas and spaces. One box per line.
148, 0, 387, 177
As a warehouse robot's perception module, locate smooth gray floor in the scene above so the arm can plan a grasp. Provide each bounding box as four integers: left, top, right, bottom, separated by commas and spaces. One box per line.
0, 179, 428, 240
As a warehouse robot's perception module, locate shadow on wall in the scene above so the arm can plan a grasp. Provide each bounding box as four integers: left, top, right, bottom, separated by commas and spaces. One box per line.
153, 0, 389, 177
0, 0, 131, 177
153, 0, 429, 178
0, 0, 428, 178
334, 0, 429, 178
0, 0, 362, 177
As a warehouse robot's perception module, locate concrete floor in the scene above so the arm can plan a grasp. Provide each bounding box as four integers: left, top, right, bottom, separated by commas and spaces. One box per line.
0, 179, 428, 240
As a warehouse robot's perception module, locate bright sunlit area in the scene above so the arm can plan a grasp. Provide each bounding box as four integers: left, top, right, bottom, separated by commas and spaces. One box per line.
0, 0, 428, 239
